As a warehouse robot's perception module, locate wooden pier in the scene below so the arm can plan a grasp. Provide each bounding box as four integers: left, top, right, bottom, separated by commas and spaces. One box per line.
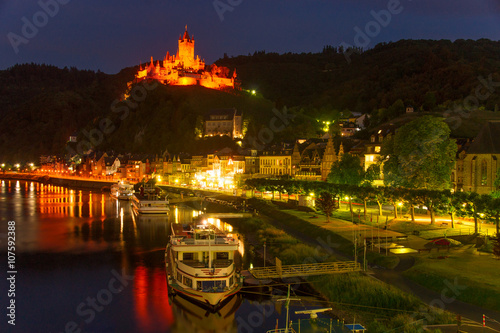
201, 212, 253, 219
249, 260, 361, 279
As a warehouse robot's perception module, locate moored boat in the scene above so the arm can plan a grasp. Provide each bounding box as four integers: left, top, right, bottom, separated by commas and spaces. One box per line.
165, 221, 242, 310
131, 184, 169, 214
110, 181, 135, 200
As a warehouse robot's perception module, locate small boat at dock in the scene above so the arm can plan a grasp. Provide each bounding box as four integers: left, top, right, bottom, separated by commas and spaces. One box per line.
110, 181, 134, 200
131, 184, 169, 214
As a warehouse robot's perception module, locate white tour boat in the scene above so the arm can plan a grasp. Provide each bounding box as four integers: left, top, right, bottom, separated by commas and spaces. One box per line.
110, 181, 135, 200
165, 221, 242, 310
131, 185, 169, 214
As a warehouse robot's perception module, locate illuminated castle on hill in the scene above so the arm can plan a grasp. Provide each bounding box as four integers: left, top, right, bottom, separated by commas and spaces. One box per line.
133, 26, 237, 90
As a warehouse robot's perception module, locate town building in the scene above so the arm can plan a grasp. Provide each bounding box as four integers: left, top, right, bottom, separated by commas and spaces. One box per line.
461, 121, 500, 194
204, 108, 243, 138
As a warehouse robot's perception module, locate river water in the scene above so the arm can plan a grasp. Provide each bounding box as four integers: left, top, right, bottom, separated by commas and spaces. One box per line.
0, 180, 346, 333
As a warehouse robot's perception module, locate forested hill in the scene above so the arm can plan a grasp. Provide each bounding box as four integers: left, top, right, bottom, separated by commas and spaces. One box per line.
0, 64, 133, 162
216, 39, 500, 114
2, 39, 500, 162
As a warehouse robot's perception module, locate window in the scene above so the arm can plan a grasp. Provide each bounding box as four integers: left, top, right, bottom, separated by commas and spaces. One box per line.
183, 276, 192, 288
375, 146, 381, 153
183, 252, 194, 260
216, 252, 229, 260
481, 160, 488, 186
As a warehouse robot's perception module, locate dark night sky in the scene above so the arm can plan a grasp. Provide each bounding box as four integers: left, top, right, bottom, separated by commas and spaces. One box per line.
1, 0, 500, 74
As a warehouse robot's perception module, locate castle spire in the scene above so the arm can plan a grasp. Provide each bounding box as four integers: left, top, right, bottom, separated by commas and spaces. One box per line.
182, 25, 190, 41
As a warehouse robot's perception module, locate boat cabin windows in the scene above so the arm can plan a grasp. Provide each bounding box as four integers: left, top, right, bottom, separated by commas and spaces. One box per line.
183, 276, 193, 288
182, 252, 194, 261
216, 252, 229, 260
195, 231, 215, 240
199, 280, 227, 292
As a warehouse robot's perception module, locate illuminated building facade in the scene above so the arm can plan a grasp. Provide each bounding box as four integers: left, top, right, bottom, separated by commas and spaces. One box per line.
204, 108, 243, 138
133, 26, 236, 90
259, 155, 292, 176
461, 121, 500, 194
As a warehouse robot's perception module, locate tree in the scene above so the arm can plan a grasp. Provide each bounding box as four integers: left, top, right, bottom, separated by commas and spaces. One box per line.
364, 164, 381, 186
315, 191, 336, 222
460, 192, 484, 234
414, 189, 441, 225
382, 116, 457, 190
328, 153, 364, 186
481, 194, 500, 236
435, 190, 462, 228
492, 167, 500, 199
385, 187, 404, 220
493, 237, 500, 259
403, 189, 420, 222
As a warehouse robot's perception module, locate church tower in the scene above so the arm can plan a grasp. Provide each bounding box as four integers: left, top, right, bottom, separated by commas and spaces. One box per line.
291, 142, 301, 176
321, 133, 337, 181
178, 26, 195, 68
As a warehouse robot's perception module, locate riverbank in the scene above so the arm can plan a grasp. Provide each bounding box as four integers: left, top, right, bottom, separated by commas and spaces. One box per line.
246, 198, 500, 330
198, 197, 453, 332
0, 173, 115, 190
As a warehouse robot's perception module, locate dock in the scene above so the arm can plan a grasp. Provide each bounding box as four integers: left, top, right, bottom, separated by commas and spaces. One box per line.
249, 260, 361, 279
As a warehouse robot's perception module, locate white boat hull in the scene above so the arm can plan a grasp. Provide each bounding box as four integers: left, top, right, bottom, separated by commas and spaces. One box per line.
132, 194, 169, 214
165, 241, 242, 310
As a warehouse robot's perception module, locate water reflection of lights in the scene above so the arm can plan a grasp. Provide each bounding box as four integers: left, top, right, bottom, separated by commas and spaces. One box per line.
101, 193, 105, 215
120, 207, 124, 235
134, 266, 174, 332
89, 192, 93, 218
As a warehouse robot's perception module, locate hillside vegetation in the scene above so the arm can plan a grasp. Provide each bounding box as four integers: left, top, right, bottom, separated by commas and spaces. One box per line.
2, 39, 500, 162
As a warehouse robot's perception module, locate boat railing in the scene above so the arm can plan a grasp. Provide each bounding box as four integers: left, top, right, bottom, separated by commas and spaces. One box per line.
180, 259, 233, 269
213, 259, 232, 268
181, 260, 205, 268
171, 237, 238, 245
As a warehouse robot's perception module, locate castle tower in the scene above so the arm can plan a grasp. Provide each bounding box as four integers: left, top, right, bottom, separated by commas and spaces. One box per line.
178, 25, 195, 68
321, 134, 337, 181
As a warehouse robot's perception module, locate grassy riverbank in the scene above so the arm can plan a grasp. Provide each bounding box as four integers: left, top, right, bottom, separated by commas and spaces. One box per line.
403, 252, 500, 312
229, 203, 453, 332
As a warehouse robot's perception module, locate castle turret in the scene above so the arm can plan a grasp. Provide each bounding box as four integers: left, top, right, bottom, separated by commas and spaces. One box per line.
178, 26, 195, 68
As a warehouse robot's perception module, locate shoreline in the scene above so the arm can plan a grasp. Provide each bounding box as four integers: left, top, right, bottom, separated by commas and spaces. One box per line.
0, 173, 115, 190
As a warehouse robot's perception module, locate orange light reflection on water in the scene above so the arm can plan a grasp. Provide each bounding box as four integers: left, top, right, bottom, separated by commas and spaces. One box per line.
134, 266, 174, 332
